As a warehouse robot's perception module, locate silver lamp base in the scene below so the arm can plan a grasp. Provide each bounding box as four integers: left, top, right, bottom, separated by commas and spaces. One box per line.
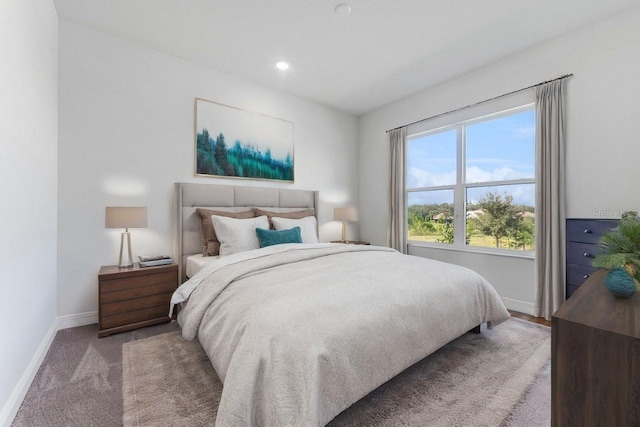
118, 230, 134, 268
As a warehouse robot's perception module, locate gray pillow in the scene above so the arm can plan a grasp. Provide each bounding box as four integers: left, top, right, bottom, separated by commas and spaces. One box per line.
252, 208, 315, 229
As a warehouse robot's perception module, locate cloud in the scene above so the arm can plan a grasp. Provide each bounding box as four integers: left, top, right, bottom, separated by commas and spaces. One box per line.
465, 166, 526, 183
407, 167, 456, 188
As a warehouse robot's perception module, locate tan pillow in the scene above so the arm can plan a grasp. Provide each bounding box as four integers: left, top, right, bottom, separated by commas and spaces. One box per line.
252, 208, 315, 229
195, 208, 255, 256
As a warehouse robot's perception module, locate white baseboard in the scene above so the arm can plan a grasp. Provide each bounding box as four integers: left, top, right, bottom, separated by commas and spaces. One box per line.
0, 318, 58, 427
56, 311, 98, 330
501, 297, 537, 316
0, 312, 99, 427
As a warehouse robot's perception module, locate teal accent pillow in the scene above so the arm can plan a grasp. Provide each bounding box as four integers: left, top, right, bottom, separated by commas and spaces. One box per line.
255, 226, 303, 248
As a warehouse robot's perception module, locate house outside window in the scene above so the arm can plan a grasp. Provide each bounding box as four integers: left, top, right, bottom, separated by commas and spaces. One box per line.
406, 104, 536, 254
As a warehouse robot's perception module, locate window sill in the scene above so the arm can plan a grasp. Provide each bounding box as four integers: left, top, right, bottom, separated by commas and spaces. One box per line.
407, 242, 535, 260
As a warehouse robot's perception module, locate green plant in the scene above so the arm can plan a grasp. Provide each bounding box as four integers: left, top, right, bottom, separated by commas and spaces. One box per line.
592, 210, 640, 288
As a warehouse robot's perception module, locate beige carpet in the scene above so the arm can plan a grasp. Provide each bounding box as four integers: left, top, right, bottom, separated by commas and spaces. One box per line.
123, 318, 550, 426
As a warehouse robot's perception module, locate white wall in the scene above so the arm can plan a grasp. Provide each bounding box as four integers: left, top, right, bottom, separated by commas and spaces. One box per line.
58, 21, 359, 318
0, 0, 58, 424
358, 7, 640, 310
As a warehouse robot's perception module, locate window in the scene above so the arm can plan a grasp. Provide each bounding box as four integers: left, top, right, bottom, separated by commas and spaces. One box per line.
406, 105, 536, 253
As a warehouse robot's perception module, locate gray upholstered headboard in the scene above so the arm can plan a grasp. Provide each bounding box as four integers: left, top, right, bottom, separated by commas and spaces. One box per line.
174, 182, 319, 282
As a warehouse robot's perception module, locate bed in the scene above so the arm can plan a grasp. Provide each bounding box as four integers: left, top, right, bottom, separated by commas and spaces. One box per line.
172, 182, 510, 426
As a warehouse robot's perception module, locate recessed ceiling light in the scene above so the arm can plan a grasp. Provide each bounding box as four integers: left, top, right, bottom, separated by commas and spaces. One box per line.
335, 3, 351, 16
276, 61, 289, 70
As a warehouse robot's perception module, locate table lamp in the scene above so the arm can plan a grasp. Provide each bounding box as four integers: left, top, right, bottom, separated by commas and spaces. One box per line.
105, 206, 148, 268
334, 207, 358, 242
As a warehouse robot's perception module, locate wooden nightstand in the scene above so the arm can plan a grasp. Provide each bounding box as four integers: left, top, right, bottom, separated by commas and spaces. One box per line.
98, 263, 178, 337
330, 240, 371, 245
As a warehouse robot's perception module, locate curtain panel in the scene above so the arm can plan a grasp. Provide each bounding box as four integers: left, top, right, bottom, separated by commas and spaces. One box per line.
535, 79, 567, 320
388, 127, 408, 253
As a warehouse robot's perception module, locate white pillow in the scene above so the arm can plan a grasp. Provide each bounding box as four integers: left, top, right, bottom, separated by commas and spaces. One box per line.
271, 216, 319, 244
211, 215, 269, 256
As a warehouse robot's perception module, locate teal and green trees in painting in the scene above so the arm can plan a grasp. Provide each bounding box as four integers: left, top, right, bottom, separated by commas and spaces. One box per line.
196, 129, 293, 181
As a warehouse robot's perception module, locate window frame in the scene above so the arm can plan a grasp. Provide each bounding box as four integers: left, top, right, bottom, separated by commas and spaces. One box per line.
406, 103, 536, 258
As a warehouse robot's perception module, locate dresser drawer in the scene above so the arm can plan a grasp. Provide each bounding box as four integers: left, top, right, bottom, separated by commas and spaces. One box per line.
566, 219, 617, 244
566, 242, 599, 267
566, 263, 597, 287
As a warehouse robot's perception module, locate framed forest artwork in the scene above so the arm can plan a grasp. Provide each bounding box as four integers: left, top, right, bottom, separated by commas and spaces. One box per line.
195, 98, 294, 182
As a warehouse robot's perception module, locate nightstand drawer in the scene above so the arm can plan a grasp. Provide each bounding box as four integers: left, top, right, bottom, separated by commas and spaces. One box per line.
100, 305, 170, 330
100, 292, 173, 316
99, 270, 177, 293
100, 280, 176, 303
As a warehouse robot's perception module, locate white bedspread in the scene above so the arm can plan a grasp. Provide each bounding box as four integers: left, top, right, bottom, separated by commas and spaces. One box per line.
176, 244, 510, 426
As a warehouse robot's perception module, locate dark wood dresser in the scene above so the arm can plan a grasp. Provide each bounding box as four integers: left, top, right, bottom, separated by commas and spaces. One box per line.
566, 218, 617, 298
98, 263, 178, 337
552, 269, 640, 426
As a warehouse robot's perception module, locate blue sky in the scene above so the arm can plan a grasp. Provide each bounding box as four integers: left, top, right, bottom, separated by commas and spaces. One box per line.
407, 109, 535, 207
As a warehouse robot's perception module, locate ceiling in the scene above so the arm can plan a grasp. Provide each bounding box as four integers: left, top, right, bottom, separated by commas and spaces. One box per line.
53, 0, 640, 116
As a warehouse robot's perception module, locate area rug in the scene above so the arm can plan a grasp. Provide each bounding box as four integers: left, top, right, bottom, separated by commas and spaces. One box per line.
122, 318, 550, 426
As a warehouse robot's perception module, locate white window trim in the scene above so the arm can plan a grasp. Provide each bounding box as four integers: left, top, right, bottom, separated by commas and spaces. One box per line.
408, 241, 535, 259
406, 99, 536, 256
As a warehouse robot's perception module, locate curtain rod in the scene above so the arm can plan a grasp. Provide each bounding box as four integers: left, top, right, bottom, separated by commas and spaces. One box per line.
385, 73, 573, 133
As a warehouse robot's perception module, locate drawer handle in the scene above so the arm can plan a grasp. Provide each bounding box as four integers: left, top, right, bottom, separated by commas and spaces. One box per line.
583, 229, 592, 234
583, 252, 592, 258
583, 274, 590, 279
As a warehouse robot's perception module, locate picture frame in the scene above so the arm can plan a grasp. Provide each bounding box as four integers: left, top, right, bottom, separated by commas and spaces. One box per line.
194, 98, 294, 182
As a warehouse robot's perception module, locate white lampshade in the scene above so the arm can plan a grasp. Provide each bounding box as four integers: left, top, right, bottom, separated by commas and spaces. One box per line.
335, 207, 358, 242
334, 207, 358, 222
105, 207, 148, 229
105, 206, 147, 268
